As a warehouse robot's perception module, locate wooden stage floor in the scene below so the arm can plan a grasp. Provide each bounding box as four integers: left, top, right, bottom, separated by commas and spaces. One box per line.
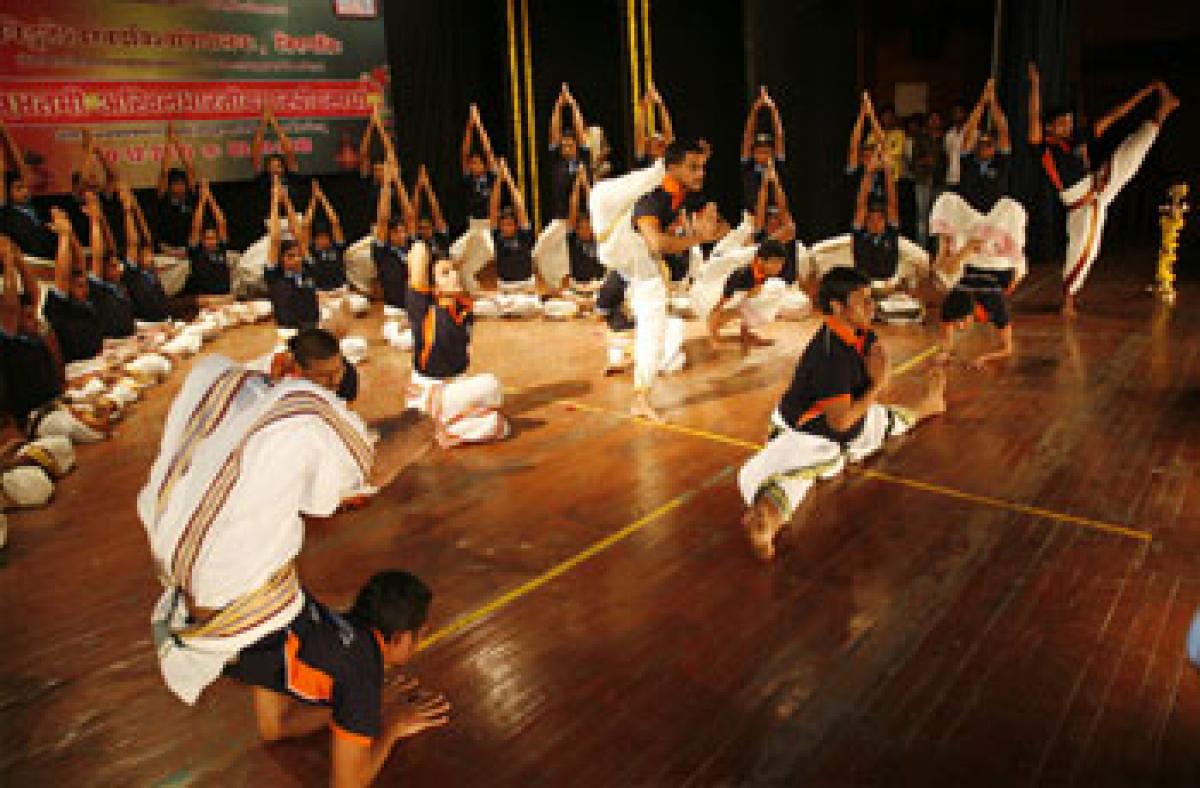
2, 256, 1199, 786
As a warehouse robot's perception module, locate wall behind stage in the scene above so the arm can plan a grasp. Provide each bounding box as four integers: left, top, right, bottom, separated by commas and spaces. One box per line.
0, 0, 390, 194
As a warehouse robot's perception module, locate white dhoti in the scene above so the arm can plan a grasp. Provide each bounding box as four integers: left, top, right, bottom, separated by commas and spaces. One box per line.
154, 254, 191, 297
630, 277, 687, 389
1, 465, 53, 508
690, 246, 759, 320
451, 218, 495, 293
406, 370, 509, 447
738, 404, 913, 519
139, 356, 374, 704
532, 219, 570, 291
1061, 120, 1159, 295
737, 280, 787, 329
809, 233, 931, 289
711, 211, 756, 258
930, 192, 1028, 287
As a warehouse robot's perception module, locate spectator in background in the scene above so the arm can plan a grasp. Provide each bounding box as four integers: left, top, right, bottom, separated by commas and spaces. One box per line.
879, 105, 914, 239
912, 110, 948, 246
944, 101, 968, 189
155, 122, 197, 255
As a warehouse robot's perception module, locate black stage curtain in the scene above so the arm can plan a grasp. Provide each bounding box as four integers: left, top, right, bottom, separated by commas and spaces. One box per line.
383, 0, 509, 239
750, 0, 860, 243
526, 1, 628, 225
648, 0, 747, 224
1000, 0, 1075, 263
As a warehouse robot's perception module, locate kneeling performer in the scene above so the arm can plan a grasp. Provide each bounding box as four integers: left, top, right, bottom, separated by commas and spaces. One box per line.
737, 268, 946, 561
405, 243, 510, 447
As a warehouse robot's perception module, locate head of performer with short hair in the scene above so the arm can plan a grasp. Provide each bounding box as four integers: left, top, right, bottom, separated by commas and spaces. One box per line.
497, 206, 520, 241
345, 570, 433, 664
264, 153, 288, 180
166, 167, 189, 202
386, 215, 408, 248
863, 200, 889, 237
431, 252, 465, 298
755, 239, 788, 279
6, 171, 31, 207
751, 132, 774, 169
819, 266, 875, 325
278, 237, 305, 275
276, 327, 355, 400
559, 130, 579, 162
1044, 104, 1074, 140
465, 150, 488, 180
664, 138, 709, 193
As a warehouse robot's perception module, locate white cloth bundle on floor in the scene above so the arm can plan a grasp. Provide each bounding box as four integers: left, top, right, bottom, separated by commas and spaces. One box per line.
340, 335, 369, 365
65, 358, 108, 382
34, 406, 105, 444
1, 465, 53, 508
542, 299, 579, 320
382, 320, 414, 350
496, 290, 542, 318
16, 435, 76, 478
126, 353, 172, 383
346, 292, 370, 316
533, 219, 570, 290
451, 218, 495, 293
248, 299, 273, 320
162, 331, 203, 357
472, 298, 501, 319
406, 370, 509, 448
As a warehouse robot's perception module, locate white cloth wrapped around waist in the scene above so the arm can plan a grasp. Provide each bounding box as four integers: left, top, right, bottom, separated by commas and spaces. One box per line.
592, 161, 665, 279
690, 245, 759, 320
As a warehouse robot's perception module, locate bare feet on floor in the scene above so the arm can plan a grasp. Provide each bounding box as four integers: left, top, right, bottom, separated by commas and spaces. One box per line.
742, 499, 783, 561
1061, 294, 1078, 319
630, 394, 665, 423
917, 365, 947, 418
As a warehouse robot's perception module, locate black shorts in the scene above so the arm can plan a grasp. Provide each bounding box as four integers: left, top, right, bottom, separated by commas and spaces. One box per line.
223, 596, 384, 743
941, 284, 1010, 328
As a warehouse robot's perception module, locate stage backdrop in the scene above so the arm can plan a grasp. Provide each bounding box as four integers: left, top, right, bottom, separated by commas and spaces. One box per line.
0, 0, 390, 194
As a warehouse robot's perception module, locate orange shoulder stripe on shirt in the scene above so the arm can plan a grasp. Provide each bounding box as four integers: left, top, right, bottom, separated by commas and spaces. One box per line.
285, 631, 333, 703
799, 393, 852, 426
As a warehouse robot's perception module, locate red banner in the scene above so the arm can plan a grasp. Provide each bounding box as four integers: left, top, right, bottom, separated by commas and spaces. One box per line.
0, 79, 384, 124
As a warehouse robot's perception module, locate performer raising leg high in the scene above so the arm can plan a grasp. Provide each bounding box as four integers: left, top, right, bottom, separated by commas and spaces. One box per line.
1027, 63, 1179, 318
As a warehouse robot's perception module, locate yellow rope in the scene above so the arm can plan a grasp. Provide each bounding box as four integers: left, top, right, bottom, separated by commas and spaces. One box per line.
627, 0, 641, 141
505, 0, 525, 201
521, 0, 540, 232
642, 0, 654, 135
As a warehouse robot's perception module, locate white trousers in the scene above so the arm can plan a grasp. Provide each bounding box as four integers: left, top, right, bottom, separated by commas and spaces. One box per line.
930, 192, 1028, 283
738, 404, 913, 518
1063, 120, 1158, 295
406, 370, 510, 448
451, 218, 496, 293
630, 277, 687, 390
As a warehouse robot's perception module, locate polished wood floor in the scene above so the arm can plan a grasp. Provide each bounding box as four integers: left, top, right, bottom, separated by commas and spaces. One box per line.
2, 252, 1199, 786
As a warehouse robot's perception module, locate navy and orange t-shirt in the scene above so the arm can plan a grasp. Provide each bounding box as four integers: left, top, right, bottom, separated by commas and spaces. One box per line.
778, 318, 878, 443
406, 285, 472, 380
223, 598, 385, 746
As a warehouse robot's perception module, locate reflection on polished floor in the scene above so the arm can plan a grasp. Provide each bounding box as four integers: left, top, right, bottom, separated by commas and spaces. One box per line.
2, 257, 1199, 786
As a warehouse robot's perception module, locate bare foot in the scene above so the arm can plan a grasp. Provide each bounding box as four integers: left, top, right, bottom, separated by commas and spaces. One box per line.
742, 500, 782, 561
630, 394, 665, 423
916, 365, 947, 418
742, 331, 774, 348
1061, 294, 1077, 319
970, 348, 1012, 369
